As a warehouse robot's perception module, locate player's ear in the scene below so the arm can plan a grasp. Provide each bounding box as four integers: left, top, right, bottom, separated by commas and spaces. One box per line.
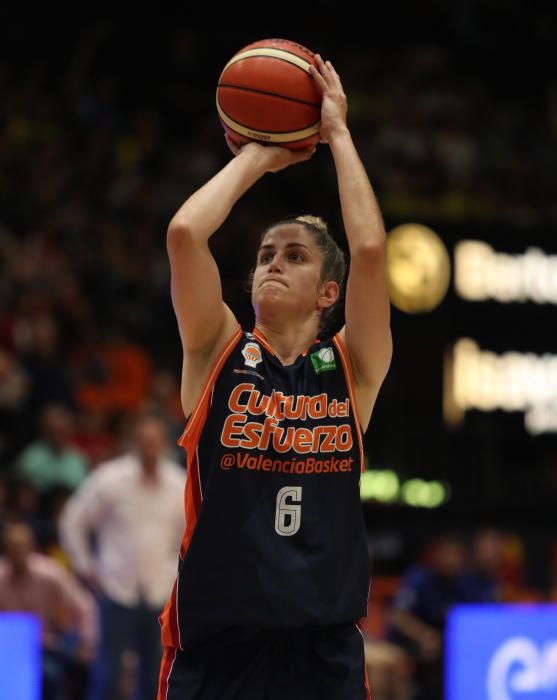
317, 280, 339, 309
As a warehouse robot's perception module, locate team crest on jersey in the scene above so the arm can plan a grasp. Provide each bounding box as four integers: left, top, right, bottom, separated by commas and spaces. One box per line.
310, 347, 336, 374
242, 342, 262, 368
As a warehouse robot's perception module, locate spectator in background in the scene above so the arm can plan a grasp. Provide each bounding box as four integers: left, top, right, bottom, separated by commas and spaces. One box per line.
550, 537, 557, 601
387, 533, 468, 700
461, 528, 505, 602
4, 476, 47, 543
58, 413, 186, 700
13, 403, 89, 493
0, 476, 8, 532
363, 636, 412, 700
0, 521, 98, 700
137, 368, 185, 464
0, 346, 30, 465
71, 331, 153, 418
5, 477, 75, 557
18, 311, 77, 419
72, 409, 117, 469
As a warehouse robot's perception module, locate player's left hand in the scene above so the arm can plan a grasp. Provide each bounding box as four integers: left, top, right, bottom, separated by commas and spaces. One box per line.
308, 54, 348, 144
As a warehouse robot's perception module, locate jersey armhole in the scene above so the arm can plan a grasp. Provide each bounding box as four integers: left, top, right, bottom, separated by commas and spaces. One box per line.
177, 324, 243, 450
331, 332, 366, 474
332, 332, 365, 436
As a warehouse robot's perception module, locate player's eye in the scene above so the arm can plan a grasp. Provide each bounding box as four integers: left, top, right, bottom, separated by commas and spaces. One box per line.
258, 250, 304, 263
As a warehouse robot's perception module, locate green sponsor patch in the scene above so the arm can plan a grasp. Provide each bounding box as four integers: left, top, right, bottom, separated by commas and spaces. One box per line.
310, 347, 337, 374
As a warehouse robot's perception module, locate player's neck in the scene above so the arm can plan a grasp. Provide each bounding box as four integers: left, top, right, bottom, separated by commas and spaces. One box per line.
253, 319, 319, 363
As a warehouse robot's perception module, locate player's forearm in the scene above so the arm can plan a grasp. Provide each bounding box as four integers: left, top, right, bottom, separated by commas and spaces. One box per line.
328, 128, 386, 253
168, 146, 268, 243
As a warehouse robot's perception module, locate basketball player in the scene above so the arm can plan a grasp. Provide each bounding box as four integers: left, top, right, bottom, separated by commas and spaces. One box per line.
158, 54, 392, 699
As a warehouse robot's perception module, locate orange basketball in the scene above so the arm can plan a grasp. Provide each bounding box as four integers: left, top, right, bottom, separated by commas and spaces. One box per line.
216, 38, 322, 151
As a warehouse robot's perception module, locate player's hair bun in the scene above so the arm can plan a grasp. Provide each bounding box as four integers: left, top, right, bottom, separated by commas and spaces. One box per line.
295, 215, 328, 234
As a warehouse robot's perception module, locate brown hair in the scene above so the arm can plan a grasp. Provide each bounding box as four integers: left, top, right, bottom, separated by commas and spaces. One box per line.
243, 214, 346, 337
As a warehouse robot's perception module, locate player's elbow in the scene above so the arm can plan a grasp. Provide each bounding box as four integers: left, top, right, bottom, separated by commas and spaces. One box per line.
167, 221, 193, 247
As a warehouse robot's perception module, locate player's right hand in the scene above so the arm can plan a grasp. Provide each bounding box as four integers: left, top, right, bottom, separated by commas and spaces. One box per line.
224, 133, 317, 173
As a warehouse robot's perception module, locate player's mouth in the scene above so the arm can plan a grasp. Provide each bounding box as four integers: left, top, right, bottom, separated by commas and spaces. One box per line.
261, 277, 288, 287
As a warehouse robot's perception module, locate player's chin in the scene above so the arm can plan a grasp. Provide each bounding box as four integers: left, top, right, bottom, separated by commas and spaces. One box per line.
254, 291, 291, 312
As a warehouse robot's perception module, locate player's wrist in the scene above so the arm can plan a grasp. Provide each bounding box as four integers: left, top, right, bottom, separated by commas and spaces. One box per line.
328, 127, 351, 145
235, 142, 272, 175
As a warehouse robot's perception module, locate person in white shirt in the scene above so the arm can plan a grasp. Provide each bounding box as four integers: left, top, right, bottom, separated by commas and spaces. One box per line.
59, 414, 186, 700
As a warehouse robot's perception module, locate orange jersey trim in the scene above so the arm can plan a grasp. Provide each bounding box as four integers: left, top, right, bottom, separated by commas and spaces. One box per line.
177, 322, 244, 551
156, 646, 177, 700
332, 331, 365, 474
355, 622, 373, 699
177, 322, 243, 550
159, 323, 244, 651
177, 323, 244, 449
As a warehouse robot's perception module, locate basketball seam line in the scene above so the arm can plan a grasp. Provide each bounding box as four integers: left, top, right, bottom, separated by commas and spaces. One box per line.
218, 83, 321, 109
218, 103, 320, 140
220, 53, 314, 79
241, 42, 315, 61
223, 47, 314, 71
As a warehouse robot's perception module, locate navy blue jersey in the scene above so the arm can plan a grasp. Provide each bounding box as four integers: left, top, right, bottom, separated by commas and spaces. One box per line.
159, 324, 371, 650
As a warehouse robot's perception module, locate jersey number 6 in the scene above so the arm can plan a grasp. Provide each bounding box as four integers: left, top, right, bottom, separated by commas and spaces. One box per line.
275, 486, 302, 536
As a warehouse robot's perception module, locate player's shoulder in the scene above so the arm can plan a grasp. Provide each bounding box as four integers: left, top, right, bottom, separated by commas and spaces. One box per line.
310, 329, 342, 350
209, 319, 246, 363
329, 325, 344, 346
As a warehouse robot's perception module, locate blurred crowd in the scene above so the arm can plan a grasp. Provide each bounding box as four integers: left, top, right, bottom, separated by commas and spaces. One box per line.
0, 413, 187, 700
1, 19, 556, 700
360, 529, 557, 700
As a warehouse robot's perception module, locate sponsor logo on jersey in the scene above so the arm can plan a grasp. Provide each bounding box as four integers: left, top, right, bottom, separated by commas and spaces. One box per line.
219, 451, 355, 474
242, 342, 262, 368
220, 383, 353, 454
310, 347, 336, 374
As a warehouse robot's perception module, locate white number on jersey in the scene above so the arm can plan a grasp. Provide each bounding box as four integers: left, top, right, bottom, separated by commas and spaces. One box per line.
275, 486, 302, 536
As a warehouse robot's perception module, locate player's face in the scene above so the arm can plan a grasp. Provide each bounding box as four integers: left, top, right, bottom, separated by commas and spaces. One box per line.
252, 225, 328, 318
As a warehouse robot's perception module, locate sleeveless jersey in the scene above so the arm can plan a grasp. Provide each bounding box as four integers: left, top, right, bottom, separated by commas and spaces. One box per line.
158, 324, 371, 650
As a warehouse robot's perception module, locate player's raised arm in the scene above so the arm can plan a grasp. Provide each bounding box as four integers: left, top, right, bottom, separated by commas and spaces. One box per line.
166, 138, 317, 355
309, 55, 393, 389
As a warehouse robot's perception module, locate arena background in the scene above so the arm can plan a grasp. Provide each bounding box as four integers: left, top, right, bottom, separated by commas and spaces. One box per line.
1, 6, 556, 700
